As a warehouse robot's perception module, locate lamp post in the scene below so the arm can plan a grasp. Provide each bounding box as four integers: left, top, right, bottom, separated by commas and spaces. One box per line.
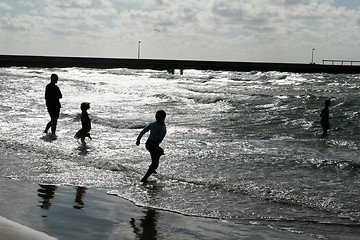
137, 40, 141, 59
311, 48, 315, 64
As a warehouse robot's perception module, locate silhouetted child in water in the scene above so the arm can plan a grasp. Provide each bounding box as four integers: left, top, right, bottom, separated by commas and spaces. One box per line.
74, 102, 92, 145
136, 110, 167, 182
320, 99, 331, 136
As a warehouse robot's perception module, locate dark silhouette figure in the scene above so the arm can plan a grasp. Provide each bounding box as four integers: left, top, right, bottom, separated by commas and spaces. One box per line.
136, 110, 167, 182
74, 102, 92, 146
320, 99, 331, 136
130, 208, 158, 240
44, 74, 62, 135
167, 69, 174, 74
74, 102, 92, 145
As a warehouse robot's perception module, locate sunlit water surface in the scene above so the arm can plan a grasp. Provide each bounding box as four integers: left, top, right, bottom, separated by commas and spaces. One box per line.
1, 67, 360, 239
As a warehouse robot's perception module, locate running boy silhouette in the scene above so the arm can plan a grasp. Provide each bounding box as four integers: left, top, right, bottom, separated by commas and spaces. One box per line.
136, 110, 167, 182
320, 99, 331, 136
74, 102, 92, 145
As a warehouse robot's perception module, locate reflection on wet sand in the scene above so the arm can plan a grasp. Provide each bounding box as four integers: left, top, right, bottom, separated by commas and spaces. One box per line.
73, 187, 86, 209
130, 182, 161, 240
130, 208, 158, 240
36, 184, 161, 239
37, 185, 87, 213
37, 184, 57, 212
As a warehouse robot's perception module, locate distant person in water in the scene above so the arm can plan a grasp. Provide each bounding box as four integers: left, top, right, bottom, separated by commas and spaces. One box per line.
136, 110, 167, 182
44, 74, 62, 135
320, 99, 331, 136
74, 102, 92, 145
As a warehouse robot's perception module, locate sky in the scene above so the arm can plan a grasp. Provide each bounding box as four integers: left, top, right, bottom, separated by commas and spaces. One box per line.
0, 0, 359, 63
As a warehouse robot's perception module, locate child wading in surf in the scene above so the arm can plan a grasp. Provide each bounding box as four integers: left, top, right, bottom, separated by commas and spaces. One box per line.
136, 110, 167, 182
74, 102, 92, 145
320, 99, 331, 136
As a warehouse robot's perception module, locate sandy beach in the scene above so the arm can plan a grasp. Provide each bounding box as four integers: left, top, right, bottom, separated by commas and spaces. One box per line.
0, 173, 317, 240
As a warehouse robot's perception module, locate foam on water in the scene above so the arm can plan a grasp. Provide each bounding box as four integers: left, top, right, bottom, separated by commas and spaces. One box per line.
1, 67, 360, 239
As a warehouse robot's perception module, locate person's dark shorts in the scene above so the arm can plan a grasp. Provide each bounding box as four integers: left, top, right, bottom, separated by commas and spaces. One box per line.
146, 140, 164, 170
47, 107, 60, 119
146, 140, 164, 156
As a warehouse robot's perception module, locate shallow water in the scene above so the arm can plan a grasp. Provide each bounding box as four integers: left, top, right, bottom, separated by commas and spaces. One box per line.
0, 67, 360, 239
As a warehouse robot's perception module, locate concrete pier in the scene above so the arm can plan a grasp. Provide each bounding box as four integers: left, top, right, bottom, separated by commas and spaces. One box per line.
1, 55, 360, 74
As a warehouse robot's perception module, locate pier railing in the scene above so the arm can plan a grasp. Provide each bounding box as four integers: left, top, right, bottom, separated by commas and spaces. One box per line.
322, 60, 360, 66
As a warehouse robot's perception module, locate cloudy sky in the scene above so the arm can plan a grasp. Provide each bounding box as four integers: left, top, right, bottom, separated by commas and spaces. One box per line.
0, 0, 359, 63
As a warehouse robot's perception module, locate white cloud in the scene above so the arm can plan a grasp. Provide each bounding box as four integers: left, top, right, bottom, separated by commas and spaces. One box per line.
0, 0, 359, 62
0, 2, 11, 10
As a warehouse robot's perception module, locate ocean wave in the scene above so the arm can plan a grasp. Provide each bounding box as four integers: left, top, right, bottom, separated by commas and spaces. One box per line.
151, 93, 175, 101
189, 95, 224, 104
90, 115, 146, 129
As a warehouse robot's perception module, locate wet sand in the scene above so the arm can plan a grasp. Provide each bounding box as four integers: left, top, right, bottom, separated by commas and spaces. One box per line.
0, 147, 319, 240
0, 177, 320, 240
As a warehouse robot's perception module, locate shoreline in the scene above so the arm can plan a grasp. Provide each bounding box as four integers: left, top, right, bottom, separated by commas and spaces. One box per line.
0, 177, 319, 240
1, 54, 360, 74
0, 143, 318, 240
0, 177, 318, 240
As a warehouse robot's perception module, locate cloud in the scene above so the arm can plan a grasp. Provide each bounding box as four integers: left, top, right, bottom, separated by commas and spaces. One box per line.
1, 0, 117, 36
283, 0, 312, 6
0, 14, 43, 31
0, 0, 359, 62
0, 2, 11, 10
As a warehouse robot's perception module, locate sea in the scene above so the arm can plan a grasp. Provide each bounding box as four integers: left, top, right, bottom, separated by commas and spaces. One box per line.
0, 66, 359, 239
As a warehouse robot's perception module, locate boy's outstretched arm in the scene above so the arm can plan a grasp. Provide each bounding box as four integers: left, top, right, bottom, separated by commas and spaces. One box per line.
136, 125, 150, 146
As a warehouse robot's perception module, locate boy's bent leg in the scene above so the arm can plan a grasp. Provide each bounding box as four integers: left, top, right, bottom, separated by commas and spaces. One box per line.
142, 142, 161, 182
141, 166, 156, 182
149, 152, 160, 174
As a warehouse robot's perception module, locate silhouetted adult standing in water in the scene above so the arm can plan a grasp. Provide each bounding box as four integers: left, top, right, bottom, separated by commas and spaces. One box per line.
44, 74, 62, 135
320, 99, 331, 136
136, 110, 167, 182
